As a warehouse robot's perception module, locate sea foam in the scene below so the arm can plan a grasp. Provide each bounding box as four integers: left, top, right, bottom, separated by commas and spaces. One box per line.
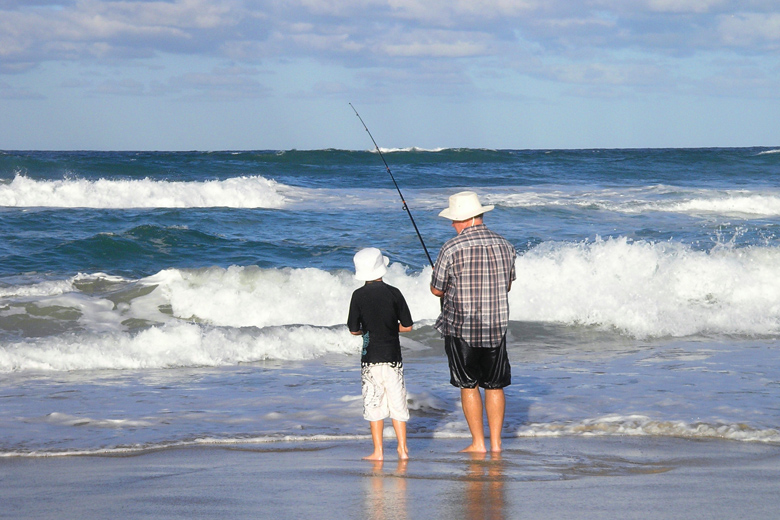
0, 322, 357, 372
7, 174, 780, 219
141, 240, 780, 338
513, 237, 780, 338
0, 174, 292, 208
513, 415, 780, 443
490, 185, 780, 217
136, 263, 438, 328
4, 238, 780, 372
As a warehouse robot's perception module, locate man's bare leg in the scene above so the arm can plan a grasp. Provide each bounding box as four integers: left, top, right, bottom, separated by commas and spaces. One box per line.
363, 420, 384, 460
485, 388, 505, 453
459, 387, 487, 452
392, 419, 409, 460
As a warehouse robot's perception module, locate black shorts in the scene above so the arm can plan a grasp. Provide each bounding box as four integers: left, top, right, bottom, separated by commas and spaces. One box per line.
444, 335, 511, 389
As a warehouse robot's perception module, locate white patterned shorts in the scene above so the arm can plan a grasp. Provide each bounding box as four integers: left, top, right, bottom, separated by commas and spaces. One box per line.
361, 362, 409, 422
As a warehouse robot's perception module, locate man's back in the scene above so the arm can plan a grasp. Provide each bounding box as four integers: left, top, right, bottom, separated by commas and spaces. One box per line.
431, 224, 516, 347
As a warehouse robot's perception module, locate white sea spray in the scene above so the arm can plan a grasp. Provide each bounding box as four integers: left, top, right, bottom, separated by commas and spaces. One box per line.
0, 174, 290, 208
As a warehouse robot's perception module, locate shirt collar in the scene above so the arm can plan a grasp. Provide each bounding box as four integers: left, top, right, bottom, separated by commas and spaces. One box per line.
460, 223, 486, 235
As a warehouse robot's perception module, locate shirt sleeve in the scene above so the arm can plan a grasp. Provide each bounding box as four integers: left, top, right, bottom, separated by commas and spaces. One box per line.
508, 243, 517, 281
346, 293, 362, 333
430, 247, 450, 292
396, 291, 414, 328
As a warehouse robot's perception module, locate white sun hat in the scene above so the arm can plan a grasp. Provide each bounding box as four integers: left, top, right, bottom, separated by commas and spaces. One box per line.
353, 247, 389, 281
438, 191, 494, 221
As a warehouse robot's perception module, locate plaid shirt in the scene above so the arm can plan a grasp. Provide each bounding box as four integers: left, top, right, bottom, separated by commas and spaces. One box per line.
431, 224, 516, 348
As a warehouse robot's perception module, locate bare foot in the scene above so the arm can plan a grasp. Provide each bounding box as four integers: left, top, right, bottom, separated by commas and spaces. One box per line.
397, 447, 409, 460
459, 443, 487, 453
363, 451, 384, 461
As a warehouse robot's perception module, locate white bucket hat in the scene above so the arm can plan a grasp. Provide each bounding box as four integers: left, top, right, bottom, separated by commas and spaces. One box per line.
438, 191, 494, 221
353, 247, 389, 281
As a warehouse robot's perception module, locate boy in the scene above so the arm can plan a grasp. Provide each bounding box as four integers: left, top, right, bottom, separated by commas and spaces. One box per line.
347, 247, 413, 460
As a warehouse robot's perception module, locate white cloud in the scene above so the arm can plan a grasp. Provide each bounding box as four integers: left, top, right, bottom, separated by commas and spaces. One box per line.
377, 30, 491, 58
718, 12, 780, 48
282, 28, 364, 54
380, 40, 487, 58
286, 0, 537, 22
0, 0, 245, 66
2, 0, 779, 70
383, 0, 538, 25
1, 0, 779, 104
644, 0, 726, 14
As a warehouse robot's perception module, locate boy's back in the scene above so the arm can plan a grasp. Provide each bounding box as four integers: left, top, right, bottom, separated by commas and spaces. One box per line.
348, 281, 413, 364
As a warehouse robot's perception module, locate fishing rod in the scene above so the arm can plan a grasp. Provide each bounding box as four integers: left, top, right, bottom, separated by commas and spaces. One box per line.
349, 103, 434, 268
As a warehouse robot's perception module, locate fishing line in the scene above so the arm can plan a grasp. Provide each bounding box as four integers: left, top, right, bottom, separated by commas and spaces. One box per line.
349, 103, 434, 268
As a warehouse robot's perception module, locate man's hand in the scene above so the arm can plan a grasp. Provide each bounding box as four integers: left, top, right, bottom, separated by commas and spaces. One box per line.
430, 285, 444, 297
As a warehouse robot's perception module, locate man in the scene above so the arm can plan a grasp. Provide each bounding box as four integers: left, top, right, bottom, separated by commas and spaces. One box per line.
430, 191, 516, 453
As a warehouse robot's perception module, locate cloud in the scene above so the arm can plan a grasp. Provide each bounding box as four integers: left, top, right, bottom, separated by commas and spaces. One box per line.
2, 1, 779, 67
377, 30, 491, 58
547, 60, 669, 87
718, 12, 780, 49
0, 0, 247, 67
375, 0, 539, 25
1, 0, 779, 101
638, 0, 727, 14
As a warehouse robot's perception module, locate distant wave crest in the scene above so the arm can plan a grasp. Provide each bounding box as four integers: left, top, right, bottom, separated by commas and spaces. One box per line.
491, 186, 780, 217
376, 146, 448, 153
0, 174, 292, 209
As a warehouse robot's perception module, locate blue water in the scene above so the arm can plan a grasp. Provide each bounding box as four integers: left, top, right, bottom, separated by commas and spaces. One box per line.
2, 147, 780, 456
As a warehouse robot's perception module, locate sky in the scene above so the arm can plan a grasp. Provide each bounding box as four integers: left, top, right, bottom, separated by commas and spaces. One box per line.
1, 0, 779, 151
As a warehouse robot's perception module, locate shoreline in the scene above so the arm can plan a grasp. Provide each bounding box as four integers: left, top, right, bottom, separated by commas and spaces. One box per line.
3, 436, 779, 519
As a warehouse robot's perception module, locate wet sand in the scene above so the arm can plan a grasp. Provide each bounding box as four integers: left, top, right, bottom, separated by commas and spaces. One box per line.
2, 436, 779, 519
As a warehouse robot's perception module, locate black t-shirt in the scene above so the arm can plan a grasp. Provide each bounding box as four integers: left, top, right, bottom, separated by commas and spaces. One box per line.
347, 281, 414, 364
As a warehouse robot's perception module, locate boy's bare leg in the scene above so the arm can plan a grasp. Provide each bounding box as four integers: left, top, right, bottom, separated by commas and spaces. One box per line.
485, 388, 505, 453
391, 419, 409, 459
363, 420, 384, 460
459, 387, 487, 453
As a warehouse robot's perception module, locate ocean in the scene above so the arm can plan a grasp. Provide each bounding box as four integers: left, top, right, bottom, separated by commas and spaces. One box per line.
2, 147, 780, 456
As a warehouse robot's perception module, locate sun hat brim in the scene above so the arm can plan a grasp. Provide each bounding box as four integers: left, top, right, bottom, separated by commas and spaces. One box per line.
438, 204, 494, 220
438, 191, 494, 221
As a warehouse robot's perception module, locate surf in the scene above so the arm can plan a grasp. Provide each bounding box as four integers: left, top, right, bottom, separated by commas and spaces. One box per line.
0, 174, 292, 208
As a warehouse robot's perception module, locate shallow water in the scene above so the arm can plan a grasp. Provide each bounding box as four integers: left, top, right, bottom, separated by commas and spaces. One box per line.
2, 148, 780, 455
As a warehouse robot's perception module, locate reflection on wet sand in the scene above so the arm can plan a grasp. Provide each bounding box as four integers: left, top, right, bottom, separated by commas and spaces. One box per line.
364, 459, 409, 520
461, 452, 506, 520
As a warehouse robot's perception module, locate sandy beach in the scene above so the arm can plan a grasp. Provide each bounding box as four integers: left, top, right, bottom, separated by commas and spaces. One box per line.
2, 435, 779, 519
